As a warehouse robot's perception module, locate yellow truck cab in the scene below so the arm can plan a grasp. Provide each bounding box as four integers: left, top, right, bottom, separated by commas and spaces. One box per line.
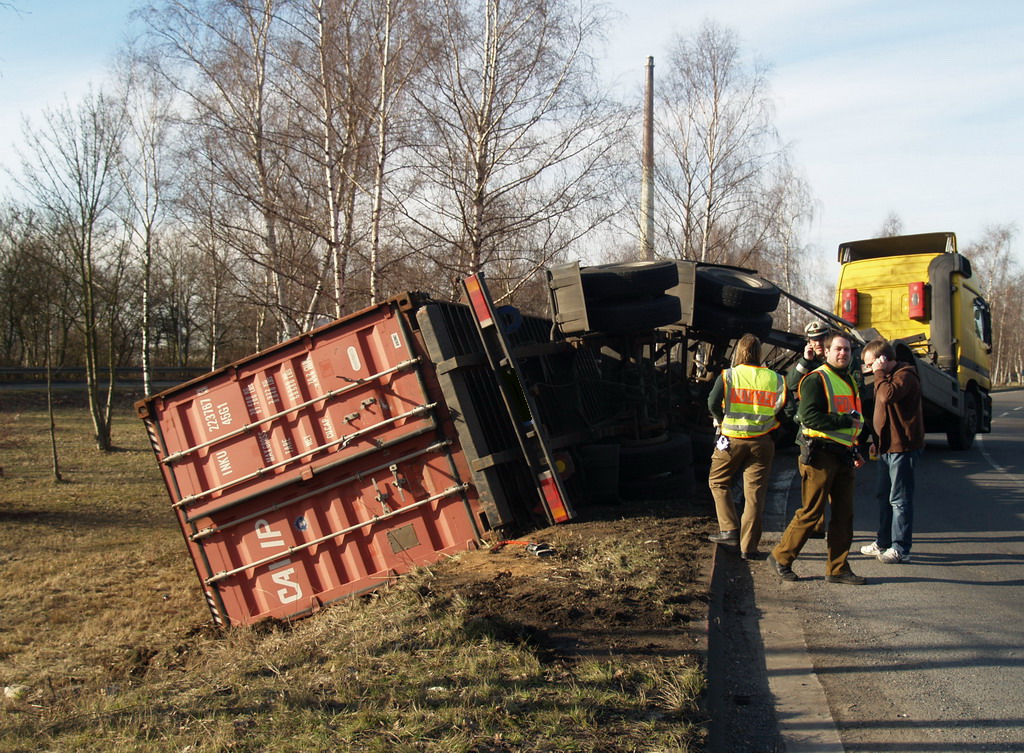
835, 231, 992, 449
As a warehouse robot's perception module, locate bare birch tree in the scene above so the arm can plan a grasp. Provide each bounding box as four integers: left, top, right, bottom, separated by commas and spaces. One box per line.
14, 90, 128, 451
754, 159, 816, 328
273, 0, 379, 321
144, 0, 300, 340
405, 0, 626, 302
963, 224, 1021, 385
363, 0, 426, 304
114, 46, 179, 396
656, 21, 782, 265
876, 211, 904, 238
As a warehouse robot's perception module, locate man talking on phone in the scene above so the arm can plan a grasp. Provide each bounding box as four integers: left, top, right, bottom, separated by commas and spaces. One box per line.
859, 338, 924, 564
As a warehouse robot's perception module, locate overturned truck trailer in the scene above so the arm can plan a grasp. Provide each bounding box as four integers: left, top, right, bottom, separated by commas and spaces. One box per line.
139, 263, 798, 627
137, 283, 602, 627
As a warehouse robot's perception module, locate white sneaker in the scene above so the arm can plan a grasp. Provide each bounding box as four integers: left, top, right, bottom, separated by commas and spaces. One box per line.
860, 542, 882, 556
877, 548, 910, 564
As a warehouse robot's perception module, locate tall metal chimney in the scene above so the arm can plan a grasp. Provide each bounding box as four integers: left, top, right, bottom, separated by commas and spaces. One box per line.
639, 56, 655, 260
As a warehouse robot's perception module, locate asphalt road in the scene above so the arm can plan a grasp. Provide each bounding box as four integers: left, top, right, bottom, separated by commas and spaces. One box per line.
767, 388, 1024, 752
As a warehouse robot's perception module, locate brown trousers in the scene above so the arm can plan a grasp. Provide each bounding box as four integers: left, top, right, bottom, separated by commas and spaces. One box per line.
772, 448, 855, 576
707, 433, 776, 553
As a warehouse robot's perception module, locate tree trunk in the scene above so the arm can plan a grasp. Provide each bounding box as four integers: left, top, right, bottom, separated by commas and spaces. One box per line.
81, 231, 112, 452
141, 250, 152, 397
45, 314, 62, 482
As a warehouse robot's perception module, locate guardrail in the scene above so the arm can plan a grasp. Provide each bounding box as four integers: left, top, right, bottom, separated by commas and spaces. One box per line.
0, 366, 210, 384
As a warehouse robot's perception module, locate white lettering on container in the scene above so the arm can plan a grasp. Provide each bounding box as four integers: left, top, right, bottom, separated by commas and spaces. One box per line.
199, 399, 231, 432
257, 431, 275, 464
199, 397, 219, 433
262, 376, 281, 406
320, 417, 336, 441
255, 526, 302, 605
268, 559, 302, 604
215, 449, 232, 476
280, 435, 295, 457
347, 346, 361, 372
391, 333, 401, 350
302, 358, 322, 394
283, 367, 301, 404
243, 382, 263, 418
255, 519, 285, 548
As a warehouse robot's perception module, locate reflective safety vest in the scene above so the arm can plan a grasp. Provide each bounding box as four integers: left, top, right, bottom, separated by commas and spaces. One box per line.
720, 364, 786, 438
798, 365, 862, 447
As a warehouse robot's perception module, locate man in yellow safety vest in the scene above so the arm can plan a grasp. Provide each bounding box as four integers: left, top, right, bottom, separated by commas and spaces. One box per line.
770, 332, 868, 584
706, 334, 787, 559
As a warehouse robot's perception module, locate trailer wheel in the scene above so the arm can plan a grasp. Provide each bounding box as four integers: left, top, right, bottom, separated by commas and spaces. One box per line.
581, 260, 678, 300
587, 295, 682, 333
696, 266, 781, 313
618, 431, 693, 480
946, 390, 978, 450
619, 469, 696, 501
691, 303, 773, 339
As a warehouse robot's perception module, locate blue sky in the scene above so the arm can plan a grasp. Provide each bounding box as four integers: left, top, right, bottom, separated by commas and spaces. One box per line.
2, 0, 1022, 263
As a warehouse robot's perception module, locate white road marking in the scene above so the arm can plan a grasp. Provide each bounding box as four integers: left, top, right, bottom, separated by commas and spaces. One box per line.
977, 435, 1023, 487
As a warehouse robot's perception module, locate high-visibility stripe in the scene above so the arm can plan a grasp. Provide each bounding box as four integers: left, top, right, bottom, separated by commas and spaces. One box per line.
721, 365, 785, 438
798, 366, 862, 447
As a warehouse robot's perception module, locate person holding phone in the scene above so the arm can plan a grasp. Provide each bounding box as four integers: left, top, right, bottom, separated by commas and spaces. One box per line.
859, 338, 925, 564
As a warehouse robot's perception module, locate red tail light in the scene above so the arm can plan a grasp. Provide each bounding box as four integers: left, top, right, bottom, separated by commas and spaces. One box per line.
463, 274, 494, 328
840, 288, 859, 325
908, 281, 928, 320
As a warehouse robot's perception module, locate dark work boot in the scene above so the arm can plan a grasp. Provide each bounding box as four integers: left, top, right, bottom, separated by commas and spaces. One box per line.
768, 552, 800, 581
707, 530, 739, 545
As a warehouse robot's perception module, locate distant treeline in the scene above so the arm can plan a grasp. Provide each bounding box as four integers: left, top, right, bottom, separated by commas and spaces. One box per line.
0, 366, 208, 384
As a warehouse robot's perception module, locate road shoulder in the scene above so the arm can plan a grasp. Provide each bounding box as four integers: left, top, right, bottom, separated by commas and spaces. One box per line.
708, 538, 843, 752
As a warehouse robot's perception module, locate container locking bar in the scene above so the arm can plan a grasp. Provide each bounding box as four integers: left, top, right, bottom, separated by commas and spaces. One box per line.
204, 483, 470, 585
173, 403, 437, 509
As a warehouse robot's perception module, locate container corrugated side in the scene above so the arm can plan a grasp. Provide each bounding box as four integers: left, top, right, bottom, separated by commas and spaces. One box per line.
137, 295, 483, 626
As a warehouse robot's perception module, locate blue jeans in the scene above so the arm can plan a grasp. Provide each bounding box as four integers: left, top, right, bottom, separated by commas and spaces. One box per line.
875, 450, 921, 554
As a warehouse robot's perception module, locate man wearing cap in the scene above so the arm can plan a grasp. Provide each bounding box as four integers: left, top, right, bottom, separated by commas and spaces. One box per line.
792, 321, 831, 377
706, 334, 787, 560
784, 320, 832, 537
770, 331, 869, 585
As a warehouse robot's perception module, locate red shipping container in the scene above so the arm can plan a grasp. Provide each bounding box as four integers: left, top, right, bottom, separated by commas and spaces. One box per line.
138, 296, 484, 626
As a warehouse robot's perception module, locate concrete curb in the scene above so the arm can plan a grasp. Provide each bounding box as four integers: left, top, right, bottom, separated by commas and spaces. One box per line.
707, 541, 844, 752
753, 554, 844, 752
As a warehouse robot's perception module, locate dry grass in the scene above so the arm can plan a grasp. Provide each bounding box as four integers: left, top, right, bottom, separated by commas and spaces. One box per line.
0, 393, 706, 753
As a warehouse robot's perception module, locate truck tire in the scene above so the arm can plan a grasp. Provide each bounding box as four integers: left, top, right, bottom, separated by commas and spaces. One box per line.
695, 266, 781, 313
691, 303, 773, 339
587, 295, 682, 333
581, 260, 678, 300
617, 432, 693, 480
946, 390, 978, 450
619, 470, 696, 501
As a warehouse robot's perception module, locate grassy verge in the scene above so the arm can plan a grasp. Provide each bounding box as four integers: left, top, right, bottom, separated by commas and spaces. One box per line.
0, 397, 706, 752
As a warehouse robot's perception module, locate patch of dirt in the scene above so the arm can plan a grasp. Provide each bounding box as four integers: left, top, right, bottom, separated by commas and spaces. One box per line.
428, 493, 718, 664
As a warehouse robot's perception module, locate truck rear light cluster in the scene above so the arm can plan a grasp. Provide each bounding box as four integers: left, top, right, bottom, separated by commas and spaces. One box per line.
840, 288, 858, 325
908, 281, 929, 320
